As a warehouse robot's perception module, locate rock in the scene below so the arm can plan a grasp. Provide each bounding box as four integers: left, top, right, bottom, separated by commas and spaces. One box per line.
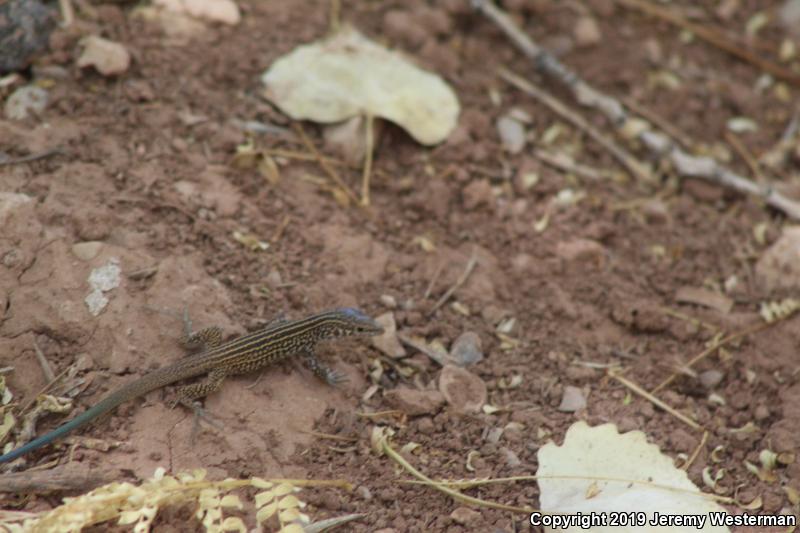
77, 36, 131, 76
0, 0, 55, 73
485, 427, 503, 444
755, 226, 800, 291
438, 365, 487, 413
154, 0, 241, 25
462, 179, 494, 210
698, 369, 724, 389
642, 199, 669, 225
480, 304, 508, 326
754, 405, 770, 421
558, 386, 587, 412
72, 241, 104, 261
450, 507, 481, 526
323, 115, 369, 165
501, 447, 521, 467
683, 178, 724, 203
449, 331, 483, 366
574, 16, 602, 47
383, 9, 427, 47
379, 294, 397, 309
669, 428, 698, 453
371, 312, 406, 358
556, 238, 607, 267
675, 286, 733, 314
384, 387, 445, 416
496, 114, 526, 154
716, 0, 740, 20
779, 0, 800, 37
4, 85, 48, 120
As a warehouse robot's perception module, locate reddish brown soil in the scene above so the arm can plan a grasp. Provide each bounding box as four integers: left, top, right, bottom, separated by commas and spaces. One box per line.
0, 1, 798, 532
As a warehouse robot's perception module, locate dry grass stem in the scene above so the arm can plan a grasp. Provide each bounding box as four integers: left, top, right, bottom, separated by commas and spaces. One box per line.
428, 248, 479, 315
609, 370, 702, 431
292, 123, 361, 206
499, 68, 652, 183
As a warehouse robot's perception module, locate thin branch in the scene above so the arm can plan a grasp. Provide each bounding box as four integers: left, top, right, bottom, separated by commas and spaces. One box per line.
428, 249, 479, 315
361, 112, 375, 206
292, 123, 361, 206
499, 68, 653, 183
610, 370, 702, 431
471, 0, 800, 220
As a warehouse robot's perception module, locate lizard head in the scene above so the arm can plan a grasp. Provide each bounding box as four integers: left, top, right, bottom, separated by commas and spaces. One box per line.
327, 307, 384, 338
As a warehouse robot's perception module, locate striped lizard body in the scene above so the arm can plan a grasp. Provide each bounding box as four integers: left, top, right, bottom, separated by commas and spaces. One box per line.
0, 308, 383, 464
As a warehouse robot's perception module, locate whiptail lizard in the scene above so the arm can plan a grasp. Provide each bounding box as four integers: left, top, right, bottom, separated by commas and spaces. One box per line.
0, 308, 383, 464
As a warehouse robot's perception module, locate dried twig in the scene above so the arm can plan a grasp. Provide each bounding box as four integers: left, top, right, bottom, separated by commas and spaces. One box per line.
31, 337, 55, 383
373, 429, 534, 514
0, 148, 62, 166
292, 123, 361, 206
428, 249, 479, 315
725, 132, 764, 184
361, 112, 375, 206
609, 370, 702, 431
652, 320, 774, 393
614, 0, 800, 87
499, 69, 652, 183
471, 0, 800, 220
397, 333, 451, 366
423, 261, 445, 300
532, 149, 606, 181
270, 214, 291, 243
683, 431, 708, 471
58, 0, 74, 26
0, 466, 119, 493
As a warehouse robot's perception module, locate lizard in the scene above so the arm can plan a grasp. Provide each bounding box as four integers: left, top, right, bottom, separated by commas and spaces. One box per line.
0, 307, 384, 464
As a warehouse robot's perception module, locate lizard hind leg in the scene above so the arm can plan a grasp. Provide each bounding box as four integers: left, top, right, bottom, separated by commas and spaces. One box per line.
179, 306, 224, 353
173, 367, 228, 438
179, 326, 224, 353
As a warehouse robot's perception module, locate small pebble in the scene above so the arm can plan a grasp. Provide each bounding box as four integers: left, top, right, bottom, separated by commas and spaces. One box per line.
4, 85, 48, 120
450, 507, 481, 526
496, 114, 526, 154
384, 387, 445, 416
698, 369, 724, 389
379, 294, 397, 309
439, 365, 487, 413
449, 331, 484, 367
558, 386, 587, 412
501, 447, 521, 467
371, 312, 406, 358
77, 35, 131, 76
71, 241, 103, 261
485, 427, 503, 444
574, 16, 602, 47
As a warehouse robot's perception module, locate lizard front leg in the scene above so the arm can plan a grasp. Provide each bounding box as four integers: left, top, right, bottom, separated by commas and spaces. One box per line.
302, 350, 347, 386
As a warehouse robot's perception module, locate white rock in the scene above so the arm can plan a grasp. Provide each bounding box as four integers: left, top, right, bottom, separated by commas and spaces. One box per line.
4, 85, 48, 120
558, 385, 587, 412
371, 312, 406, 358
755, 226, 800, 291
496, 114, 526, 154
154, 0, 241, 25
77, 36, 131, 76
574, 16, 602, 47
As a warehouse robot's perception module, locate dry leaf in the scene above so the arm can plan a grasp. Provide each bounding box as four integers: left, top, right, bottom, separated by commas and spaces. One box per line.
262, 27, 459, 145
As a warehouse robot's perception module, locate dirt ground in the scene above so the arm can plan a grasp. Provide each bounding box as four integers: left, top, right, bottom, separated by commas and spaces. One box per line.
1, 0, 799, 531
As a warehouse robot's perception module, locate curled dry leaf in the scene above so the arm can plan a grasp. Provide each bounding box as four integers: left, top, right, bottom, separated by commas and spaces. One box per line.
262, 27, 460, 145
537, 422, 730, 532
